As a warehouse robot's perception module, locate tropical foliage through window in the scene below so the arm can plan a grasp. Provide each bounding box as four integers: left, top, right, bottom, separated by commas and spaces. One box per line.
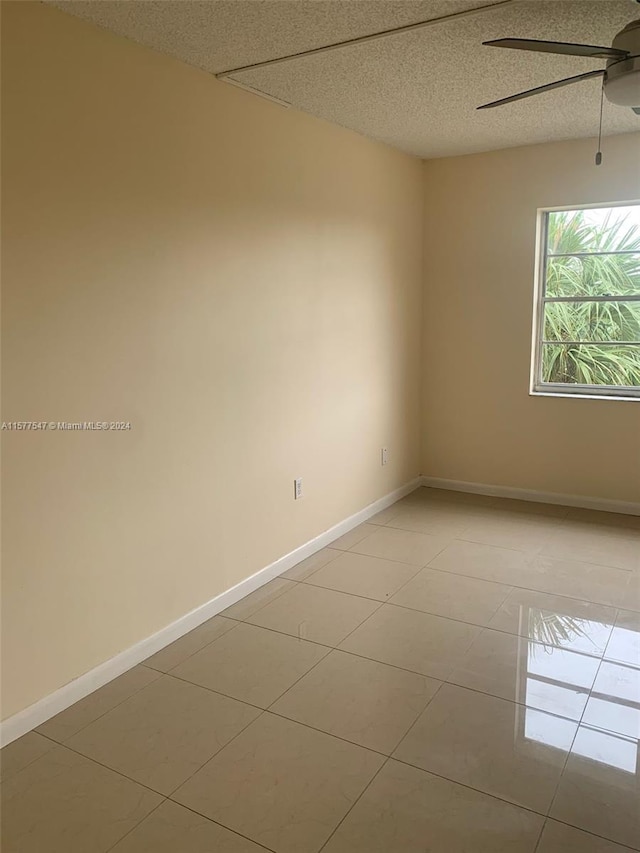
536, 204, 640, 396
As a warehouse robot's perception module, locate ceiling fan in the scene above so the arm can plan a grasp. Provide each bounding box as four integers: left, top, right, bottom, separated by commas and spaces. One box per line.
478, 15, 640, 113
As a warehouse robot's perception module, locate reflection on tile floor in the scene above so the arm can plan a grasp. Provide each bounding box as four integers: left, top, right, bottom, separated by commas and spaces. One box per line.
2, 488, 639, 852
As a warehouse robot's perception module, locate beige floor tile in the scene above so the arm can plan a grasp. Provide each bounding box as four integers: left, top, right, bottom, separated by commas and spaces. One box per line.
582, 661, 640, 739
110, 800, 268, 853
0, 732, 55, 782
394, 684, 576, 814
537, 820, 636, 853
460, 512, 565, 553
605, 610, 640, 666
384, 504, 485, 537
550, 725, 640, 849
417, 487, 498, 508
581, 695, 640, 742
542, 522, 640, 573
36, 665, 161, 742
173, 713, 384, 853
348, 526, 450, 566
322, 759, 543, 853
246, 582, 379, 646
625, 576, 640, 613
490, 498, 569, 518
389, 568, 510, 626
488, 589, 616, 656
429, 541, 633, 608
281, 547, 339, 581
271, 650, 440, 753
0, 745, 161, 853
397, 486, 439, 503
67, 674, 259, 794
305, 551, 419, 602
368, 504, 403, 524
566, 508, 640, 531
339, 604, 479, 680
449, 628, 599, 720
171, 622, 328, 707
222, 578, 295, 621
144, 615, 236, 672
328, 523, 377, 551
591, 660, 640, 706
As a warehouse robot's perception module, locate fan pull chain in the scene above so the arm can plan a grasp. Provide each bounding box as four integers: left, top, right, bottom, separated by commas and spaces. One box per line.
595, 79, 605, 166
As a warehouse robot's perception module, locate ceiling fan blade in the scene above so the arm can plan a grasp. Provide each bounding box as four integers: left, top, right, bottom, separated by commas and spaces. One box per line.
477, 69, 605, 109
483, 38, 628, 59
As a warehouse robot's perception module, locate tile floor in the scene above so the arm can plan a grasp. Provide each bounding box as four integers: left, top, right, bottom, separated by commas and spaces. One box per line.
2, 487, 639, 852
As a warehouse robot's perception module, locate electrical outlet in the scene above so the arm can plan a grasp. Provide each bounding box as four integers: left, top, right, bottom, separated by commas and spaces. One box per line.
381, 447, 388, 466
294, 478, 303, 500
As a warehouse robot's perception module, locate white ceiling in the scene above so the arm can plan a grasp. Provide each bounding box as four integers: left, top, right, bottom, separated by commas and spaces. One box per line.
48, 0, 640, 158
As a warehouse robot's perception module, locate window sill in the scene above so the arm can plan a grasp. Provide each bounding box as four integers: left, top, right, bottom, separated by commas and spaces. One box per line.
530, 389, 640, 402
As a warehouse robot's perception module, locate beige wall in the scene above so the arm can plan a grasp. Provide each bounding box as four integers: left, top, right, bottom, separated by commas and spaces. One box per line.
422, 134, 640, 503
0, 2, 423, 719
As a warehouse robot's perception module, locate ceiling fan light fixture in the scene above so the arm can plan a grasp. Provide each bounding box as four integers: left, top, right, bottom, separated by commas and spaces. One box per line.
605, 57, 640, 107
605, 19, 640, 107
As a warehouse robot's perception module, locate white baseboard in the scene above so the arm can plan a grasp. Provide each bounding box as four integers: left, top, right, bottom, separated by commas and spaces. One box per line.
421, 476, 640, 517
0, 476, 421, 747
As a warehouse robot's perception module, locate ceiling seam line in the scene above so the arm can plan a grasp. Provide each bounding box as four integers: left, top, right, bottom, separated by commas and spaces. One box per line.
214, 0, 516, 79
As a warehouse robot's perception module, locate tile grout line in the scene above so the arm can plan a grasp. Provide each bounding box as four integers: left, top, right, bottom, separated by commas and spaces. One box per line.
532, 817, 547, 853
390, 752, 567, 824
86, 651, 631, 849
381, 511, 640, 571
390, 495, 640, 541
150, 590, 408, 823
316, 756, 391, 853
33, 667, 166, 747
186, 612, 616, 721
221, 576, 297, 621
30, 736, 174, 799
151, 663, 603, 762
156, 797, 279, 853
542, 675, 595, 822
218, 511, 637, 657
275, 577, 620, 661
27, 589, 623, 806
534, 612, 640, 851
103, 797, 168, 853
34, 612, 242, 749
418, 556, 633, 609
29, 691, 269, 809
544, 818, 640, 852
294, 536, 635, 610
143, 616, 243, 675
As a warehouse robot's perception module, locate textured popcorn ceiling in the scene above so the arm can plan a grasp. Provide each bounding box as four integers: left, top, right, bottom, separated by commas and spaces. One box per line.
48, 0, 640, 158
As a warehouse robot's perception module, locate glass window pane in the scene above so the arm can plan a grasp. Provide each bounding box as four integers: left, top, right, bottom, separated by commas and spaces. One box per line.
543, 301, 640, 343
545, 253, 640, 298
541, 343, 640, 387
547, 206, 640, 255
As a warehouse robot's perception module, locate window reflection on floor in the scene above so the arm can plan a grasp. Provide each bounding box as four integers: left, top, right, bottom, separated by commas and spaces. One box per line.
518, 606, 639, 776
571, 725, 638, 774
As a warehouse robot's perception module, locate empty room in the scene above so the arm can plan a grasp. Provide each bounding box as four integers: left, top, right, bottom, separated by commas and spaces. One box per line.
1, 0, 639, 851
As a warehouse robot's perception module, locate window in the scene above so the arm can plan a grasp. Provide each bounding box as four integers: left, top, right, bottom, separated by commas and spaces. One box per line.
531, 202, 640, 400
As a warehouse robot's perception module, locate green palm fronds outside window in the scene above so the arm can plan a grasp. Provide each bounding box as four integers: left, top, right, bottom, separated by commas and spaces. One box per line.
540, 207, 640, 389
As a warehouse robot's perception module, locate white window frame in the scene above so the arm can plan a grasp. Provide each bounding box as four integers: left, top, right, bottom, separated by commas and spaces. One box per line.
530, 200, 640, 402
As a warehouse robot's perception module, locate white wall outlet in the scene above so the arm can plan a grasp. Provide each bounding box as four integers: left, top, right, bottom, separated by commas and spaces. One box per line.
294, 477, 303, 499
381, 447, 388, 466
